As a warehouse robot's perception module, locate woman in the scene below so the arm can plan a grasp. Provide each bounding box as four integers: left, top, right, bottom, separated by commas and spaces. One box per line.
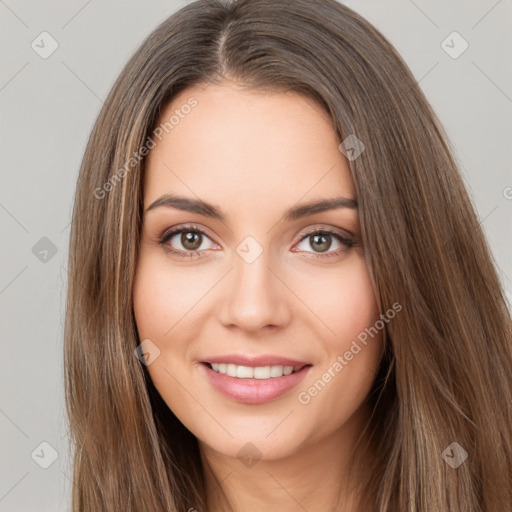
64, 0, 512, 510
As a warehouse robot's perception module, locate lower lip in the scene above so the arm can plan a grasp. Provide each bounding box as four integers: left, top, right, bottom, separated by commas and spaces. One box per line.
200, 363, 312, 404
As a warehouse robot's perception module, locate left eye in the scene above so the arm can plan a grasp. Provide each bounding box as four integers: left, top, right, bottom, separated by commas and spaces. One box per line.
294, 230, 353, 255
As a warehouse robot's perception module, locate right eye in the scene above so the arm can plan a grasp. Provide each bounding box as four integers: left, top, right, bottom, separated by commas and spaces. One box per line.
158, 224, 219, 259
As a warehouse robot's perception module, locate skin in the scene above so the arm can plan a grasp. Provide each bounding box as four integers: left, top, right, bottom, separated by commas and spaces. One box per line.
133, 81, 383, 512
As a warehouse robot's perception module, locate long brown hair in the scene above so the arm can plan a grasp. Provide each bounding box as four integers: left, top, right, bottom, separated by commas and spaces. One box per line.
64, 0, 512, 510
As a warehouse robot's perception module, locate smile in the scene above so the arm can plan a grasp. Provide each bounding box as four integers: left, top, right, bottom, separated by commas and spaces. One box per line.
200, 359, 313, 404
207, 362, 305, 379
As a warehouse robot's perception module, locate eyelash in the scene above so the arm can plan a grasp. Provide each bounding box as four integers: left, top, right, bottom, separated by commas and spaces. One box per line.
157, 223, 356, 260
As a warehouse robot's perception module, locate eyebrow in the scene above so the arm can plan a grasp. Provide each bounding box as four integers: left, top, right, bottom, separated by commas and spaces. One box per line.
145, 194, 357, 222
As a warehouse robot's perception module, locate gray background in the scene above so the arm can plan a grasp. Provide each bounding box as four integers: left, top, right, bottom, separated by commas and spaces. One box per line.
1, 0, 511, 510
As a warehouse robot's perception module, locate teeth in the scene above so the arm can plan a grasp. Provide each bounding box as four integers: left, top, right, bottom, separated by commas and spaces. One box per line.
226, 364, 237, 377
209, 363, 298, 379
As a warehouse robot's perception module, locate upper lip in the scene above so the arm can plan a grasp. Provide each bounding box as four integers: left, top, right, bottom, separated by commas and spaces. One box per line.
202, 354, 311, 368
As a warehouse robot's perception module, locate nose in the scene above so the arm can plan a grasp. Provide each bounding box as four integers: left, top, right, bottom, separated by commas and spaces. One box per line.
217, 246, 292, 333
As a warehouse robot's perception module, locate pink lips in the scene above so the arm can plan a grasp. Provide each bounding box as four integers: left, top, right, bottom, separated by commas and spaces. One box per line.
203, 354, 309, 368
199, 354, 312, 404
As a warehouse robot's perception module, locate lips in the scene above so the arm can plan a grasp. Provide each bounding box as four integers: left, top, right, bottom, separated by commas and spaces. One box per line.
199, 354, 313, 404
202, 354, 310, 368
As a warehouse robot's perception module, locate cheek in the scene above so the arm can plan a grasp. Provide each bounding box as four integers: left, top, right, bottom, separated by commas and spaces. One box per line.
132, 254, 201, 412
133, 251, 211, 340
294, 254, 379, 341
132, 253, 193, 401
293, 256, 382, 428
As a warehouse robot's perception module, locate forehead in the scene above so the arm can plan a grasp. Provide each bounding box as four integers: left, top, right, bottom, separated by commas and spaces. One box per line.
143, 83, 356, 216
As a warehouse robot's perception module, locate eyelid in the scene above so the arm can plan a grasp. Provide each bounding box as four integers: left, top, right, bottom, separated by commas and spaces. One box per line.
296, 224, 355, 241
159, 223, 212, 241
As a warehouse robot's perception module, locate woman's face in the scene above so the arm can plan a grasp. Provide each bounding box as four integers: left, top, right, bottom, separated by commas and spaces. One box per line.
133, 82, 383, 461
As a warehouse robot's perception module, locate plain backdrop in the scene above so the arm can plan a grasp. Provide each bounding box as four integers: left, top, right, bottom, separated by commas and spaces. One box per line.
1, 0, 511, 510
